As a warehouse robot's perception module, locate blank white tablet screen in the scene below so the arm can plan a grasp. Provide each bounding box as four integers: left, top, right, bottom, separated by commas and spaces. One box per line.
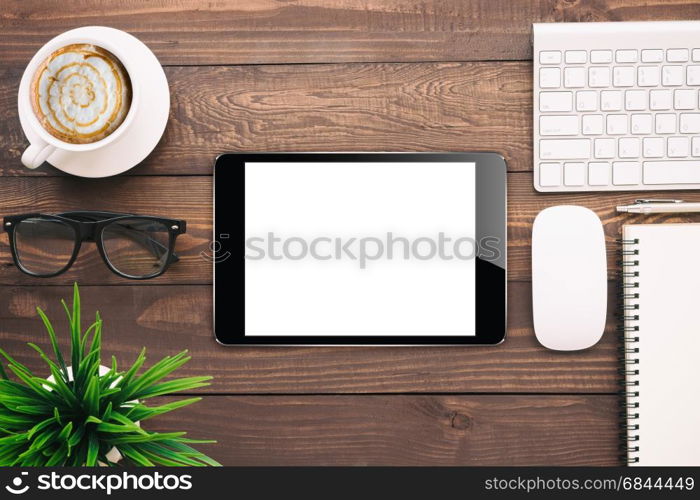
244, 162, 476, 336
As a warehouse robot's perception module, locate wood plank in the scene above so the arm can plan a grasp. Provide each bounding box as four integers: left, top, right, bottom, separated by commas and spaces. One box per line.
149, 395, 619, 465
3, 175, 700, 284
0, 62, 532, 176
0, 176, 211, 284
2, 0, 699, 65
0, 283, 619, 394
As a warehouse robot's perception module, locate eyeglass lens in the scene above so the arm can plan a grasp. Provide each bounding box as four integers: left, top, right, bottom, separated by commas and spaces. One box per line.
101, 218, 171, 277
14, 218, 76, 275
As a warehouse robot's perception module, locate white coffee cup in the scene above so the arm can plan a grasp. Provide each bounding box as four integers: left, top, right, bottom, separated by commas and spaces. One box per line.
18, 32, 141, 169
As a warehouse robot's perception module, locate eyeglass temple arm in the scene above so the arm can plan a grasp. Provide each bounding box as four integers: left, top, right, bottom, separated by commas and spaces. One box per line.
57, 212, 180, 262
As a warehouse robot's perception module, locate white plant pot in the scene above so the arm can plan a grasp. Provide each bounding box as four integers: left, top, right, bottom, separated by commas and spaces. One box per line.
45, 364, 139, 465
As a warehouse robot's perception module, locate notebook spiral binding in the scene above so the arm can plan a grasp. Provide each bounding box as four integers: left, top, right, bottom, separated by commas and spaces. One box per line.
618, 238, 641, 465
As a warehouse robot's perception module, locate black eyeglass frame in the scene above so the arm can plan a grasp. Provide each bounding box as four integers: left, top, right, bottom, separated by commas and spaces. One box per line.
3, 211, 186, 280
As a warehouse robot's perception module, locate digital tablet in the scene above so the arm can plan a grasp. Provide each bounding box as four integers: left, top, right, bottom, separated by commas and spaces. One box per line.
214, 153, 506, 345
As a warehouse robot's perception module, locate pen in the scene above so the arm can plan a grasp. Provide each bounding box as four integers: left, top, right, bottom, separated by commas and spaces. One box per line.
617, 199, 700, 214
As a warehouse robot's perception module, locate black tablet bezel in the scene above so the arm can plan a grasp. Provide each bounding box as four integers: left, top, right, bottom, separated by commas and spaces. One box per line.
214, 152, 506, 345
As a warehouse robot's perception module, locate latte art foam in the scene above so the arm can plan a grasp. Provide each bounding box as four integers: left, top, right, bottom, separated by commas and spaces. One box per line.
30, 44, 132, 144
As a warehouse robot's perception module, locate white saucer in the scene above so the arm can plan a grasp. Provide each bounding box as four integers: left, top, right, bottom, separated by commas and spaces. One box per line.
18, 27, 169, 178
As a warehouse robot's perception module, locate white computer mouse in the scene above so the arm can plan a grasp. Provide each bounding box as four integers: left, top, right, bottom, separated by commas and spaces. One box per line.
532, 205, 607, 351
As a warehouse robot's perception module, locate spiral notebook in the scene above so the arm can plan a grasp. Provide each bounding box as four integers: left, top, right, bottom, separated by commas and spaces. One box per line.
621, 223, 700, 466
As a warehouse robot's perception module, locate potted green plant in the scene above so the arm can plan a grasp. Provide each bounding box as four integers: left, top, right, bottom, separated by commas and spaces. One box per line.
0, 284, 220, 466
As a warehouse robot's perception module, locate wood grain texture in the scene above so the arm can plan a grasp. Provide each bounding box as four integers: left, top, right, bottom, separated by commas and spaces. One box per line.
6, 0, 692, 466
3, 175, 700, 284
2, 0, 699, 66
0, 283, 619, 393
0, 63, 532, 176
149, 394, 619, 465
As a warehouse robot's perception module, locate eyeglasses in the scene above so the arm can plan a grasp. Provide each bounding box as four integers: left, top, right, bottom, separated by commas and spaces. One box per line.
3, 211, 186, 279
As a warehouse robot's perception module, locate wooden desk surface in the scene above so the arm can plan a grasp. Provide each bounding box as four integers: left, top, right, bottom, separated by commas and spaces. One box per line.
2, 0, 700, 466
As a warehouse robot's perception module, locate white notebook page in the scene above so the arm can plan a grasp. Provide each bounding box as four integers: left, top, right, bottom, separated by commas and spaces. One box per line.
623, 224, 700, 466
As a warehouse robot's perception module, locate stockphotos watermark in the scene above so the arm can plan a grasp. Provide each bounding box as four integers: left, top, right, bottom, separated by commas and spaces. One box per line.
3, 470, 192, 496
202, 232, 502, 269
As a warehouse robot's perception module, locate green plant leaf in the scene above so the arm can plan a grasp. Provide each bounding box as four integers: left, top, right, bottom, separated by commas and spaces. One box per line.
101, 402, 113, 421
109, 431, 186, 444
45, 445, 68, 466
41, 366, 81, 407
115, 348, 146, 397
126, 397, 202, 422
82, 375, 100, 416
36, 307, 68, 380
72, 282, 81, 353
137, 443, 206, 467
118, 443, 155, 466
13, 405, 55, 416
95, 422, 143, 434
29, 427, 60, 451
27, 418, 55, 440
57, 421, 73, 441
131, 376, 212, 400
118, 351, 192, 402
86, 432, 98, 466
0, 348, 35, 379
164, 439, 221, 466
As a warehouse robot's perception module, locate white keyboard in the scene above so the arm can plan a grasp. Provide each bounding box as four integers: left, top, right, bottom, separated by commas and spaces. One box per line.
534, 21, 700, 192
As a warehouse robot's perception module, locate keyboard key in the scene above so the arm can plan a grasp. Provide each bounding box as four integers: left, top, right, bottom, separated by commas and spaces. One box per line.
662, 65, 684, 86
668, 137, 690, 157
540, 92, 573, 112
540, 115, 579, 136
642, 49, 664, 63
693, 137, 700, 156
564, 162, 586, 186
576, 91, 598, 111
650, 89, 672, 110
601, 90, 623, 111
619, 138, 640, 158
540, 139, 591, 159
674, 89, 696, 110
616, 50, 637, 63
540, 67, 561, 88
687, 66, 700, 86
644, 161, 700, 184
625, 90, 646, 111
666, 49, 688, 62
656, 113, 677, 134
588, 162, 611, 185
539, 163, 561, 187
638, 66, 660, 86
607, 114, 628, 135
667, 48, 689, 62
590, 50, 613, 64
540, 51, 561, 64
613, 161, 641, 185
564, 67, 586, 88
680, 113, 700, 133
643, 137, 664, 157
582, 114, 604, 135
565, 50, 587, 64
589, 67, 611, 87
694, 49, 700, 62
631, 114, 653, 135
613, 66, 635, 87
595, 138, 616, 158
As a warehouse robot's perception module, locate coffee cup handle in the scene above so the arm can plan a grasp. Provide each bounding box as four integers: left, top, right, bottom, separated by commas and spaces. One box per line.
21, 140, 55, 169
